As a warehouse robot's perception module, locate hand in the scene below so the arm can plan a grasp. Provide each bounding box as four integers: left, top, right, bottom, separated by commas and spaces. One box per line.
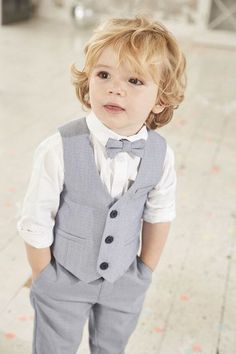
138, 256, 154, 272
32, 270, 40, 282
31, 260, 51, 281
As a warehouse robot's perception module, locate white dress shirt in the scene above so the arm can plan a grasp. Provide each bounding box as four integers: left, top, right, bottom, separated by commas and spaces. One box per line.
17, 111, 177, 248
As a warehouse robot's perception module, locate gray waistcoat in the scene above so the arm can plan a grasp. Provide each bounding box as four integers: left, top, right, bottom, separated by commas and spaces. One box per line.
51, 117, 167, 283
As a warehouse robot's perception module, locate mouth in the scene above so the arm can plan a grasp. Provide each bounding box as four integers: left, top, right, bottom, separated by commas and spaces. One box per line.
103, 103, 125, 113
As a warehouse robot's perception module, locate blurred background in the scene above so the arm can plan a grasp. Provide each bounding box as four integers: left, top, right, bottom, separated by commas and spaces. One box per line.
0, 1, 236, 353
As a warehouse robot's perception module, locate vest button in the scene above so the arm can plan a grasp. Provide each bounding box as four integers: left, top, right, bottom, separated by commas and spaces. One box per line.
110, 210, 118, 218
100, 262, 109, 270
105, 236, 114, 243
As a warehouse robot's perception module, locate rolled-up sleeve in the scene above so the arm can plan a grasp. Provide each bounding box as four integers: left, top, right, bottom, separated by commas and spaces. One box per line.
17, 133, 64, 248
142, 144, 177, 223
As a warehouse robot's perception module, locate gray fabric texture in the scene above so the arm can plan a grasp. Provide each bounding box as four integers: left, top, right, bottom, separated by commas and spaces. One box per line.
29, 117, 167, 353
30, 255, 153, 354
51, 117, 167, 283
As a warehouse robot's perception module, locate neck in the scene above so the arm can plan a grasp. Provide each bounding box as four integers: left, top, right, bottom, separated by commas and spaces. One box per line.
107, 124, 145, 137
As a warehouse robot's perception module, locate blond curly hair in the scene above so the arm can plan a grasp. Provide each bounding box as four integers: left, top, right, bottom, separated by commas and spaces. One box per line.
71, 15, 187, 130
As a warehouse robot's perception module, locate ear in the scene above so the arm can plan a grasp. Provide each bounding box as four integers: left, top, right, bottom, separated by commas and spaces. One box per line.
152, 103, 165, 114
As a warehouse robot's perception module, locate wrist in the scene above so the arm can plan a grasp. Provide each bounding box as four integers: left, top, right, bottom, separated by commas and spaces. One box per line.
139, 255, 155, 272
31, 258, 51, 277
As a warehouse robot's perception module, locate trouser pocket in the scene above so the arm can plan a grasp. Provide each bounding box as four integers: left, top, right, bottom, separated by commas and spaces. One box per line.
32, 261, 51, 285
136, 255, 153, 282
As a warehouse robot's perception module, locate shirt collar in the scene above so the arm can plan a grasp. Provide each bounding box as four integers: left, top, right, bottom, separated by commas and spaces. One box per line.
86, 111, 148, 147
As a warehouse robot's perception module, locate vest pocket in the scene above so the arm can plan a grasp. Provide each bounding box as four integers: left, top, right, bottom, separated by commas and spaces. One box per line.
55, 228, 86, 242
56, 197, 94, 239
132, 185, 154, 198
52, 228, 86, 276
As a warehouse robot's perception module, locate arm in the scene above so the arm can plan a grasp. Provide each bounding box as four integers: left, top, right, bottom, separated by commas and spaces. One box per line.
17, 133, 63, 280
24, 242, 52, 280
140, 144, 176, 271
139, 221, 171, 272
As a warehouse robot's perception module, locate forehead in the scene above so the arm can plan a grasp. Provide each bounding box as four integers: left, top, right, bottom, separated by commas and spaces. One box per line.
95, 46, 129, 70
93, 46, 153, 78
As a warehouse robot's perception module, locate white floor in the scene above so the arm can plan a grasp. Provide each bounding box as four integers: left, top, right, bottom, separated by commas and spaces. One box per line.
0, 13, 236, 354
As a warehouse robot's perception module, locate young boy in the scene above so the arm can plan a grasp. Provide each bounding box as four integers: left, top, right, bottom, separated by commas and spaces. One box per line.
17, 15, 186, 354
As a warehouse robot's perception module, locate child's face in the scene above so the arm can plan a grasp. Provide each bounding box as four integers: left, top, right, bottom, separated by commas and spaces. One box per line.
88, 46, 163, 136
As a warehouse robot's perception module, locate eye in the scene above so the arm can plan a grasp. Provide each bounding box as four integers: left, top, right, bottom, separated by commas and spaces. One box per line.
129, 78, 143, 85
97, 71, 110, 79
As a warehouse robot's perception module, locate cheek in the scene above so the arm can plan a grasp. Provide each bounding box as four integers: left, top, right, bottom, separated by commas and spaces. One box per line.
88, 79, 98, 102
88, 77, 95, 92
89, 78, 104, 97
146, 89, 158, 107
135, 93, 155, 110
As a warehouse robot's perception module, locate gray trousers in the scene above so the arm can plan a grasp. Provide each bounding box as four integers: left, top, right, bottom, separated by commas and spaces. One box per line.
29, 255, 153, 354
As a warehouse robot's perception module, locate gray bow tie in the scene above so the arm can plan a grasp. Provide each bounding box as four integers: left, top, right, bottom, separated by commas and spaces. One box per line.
105, 138, 146, 159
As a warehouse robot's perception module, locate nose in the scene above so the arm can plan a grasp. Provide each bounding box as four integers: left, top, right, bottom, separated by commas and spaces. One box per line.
108, 79, 126, 96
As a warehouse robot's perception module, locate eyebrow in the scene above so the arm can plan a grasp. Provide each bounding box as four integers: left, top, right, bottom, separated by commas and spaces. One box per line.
92, 63, 148, 80
93, 64, 113, 69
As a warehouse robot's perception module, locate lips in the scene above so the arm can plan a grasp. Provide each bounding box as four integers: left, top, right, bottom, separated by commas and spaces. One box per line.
104, 103, 125, 112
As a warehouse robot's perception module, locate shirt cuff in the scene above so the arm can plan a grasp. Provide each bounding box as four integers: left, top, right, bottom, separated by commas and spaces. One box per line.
142, 210, 176, 223
17, 222, 54, 248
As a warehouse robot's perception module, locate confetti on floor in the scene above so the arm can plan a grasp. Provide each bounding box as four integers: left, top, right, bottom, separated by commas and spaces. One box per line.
4, 201, 13, 208
212, 165, 220, 173
192, 343, 202, 352
153, 326, 164, 333
4, 332, 16, 339
218, 323, 224, 331
18, 315, 33, 321
180, 294, 189, 301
